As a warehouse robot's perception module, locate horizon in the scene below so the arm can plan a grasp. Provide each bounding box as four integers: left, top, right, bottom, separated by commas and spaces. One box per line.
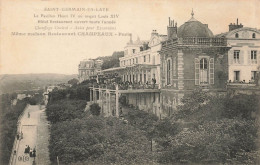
1, 0, 259, 75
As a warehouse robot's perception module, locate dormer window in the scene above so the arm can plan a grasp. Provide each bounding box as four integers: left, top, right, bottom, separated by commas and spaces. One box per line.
252, 33, 256, 38
235, 33, 239, 38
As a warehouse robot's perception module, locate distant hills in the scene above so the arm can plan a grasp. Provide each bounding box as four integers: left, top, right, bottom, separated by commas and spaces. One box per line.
0, 73, 77, 94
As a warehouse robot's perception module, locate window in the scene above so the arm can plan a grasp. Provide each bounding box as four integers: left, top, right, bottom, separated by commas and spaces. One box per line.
133, 58, 135, 64
133, 75, 135, 82
144, 56, 146, 62
252, 33, 256, 38
144, 74, 146, 83
235, 33, 239, 38
167, 59, 171, 85
251, 71, 257, 80
195, 58, 214, 85
132, 49, 135, 54
140, 74, 142, 83
251, 51, 257, 64
200, 58, 208, 84
148, 55, 150, 62
234, 71, 240, 82
129, 75, 131, 82
234, 50, 240, 63
135, 57, 138, 64
127, 75, 128, 81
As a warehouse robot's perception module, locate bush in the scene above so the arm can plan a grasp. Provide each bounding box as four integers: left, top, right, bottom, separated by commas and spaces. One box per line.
0, 96, 28, 164
89, 103, 101, 116
46, 99, 86, 123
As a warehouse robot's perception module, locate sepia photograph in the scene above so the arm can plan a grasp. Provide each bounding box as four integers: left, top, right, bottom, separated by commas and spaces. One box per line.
0, 0, 260, 164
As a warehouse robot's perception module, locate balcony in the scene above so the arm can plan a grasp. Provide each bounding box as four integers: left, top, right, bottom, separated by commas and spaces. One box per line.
92, 82, 160, 93
227, 81, 258, 90
178, 37, 227, 46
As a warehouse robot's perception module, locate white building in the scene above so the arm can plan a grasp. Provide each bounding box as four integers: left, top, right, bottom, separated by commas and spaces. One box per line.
217, 19, 260, 83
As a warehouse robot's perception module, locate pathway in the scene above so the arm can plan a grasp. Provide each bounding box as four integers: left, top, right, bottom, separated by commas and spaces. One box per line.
10, 105, 50, 165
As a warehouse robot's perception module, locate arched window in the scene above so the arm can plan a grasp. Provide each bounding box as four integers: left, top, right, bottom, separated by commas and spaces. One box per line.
235, 33, 239, 38
252, 33, 256, 38
200, 58, 208, 84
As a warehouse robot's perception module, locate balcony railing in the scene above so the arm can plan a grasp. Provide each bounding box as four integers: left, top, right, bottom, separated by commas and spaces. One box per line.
178, 37, 227, 46
93, 82, 159, 90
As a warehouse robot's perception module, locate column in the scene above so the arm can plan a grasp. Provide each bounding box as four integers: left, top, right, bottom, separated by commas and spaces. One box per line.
108, 92, 111, 116
93, 89, 96, 103
142, 70, 144, 83
106, 90, 108, 116
177, 49, 184, 90
99, 89, 103, 113
115, 85, 119, 117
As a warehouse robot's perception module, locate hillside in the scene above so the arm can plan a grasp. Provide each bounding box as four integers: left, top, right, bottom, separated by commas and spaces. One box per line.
0, 73, 77, 94
97, 51, 124, 70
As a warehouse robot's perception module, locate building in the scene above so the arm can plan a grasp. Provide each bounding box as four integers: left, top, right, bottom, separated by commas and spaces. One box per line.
158, 11, 231, 117
89, 31, 167, 117
216, 19, 260, 84
88, 11, 259, 118
78, 59, 103, 83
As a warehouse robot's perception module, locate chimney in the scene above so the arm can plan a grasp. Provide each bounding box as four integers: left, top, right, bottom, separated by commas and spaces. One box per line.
167, 17, 177, 39
151, 29, 158, 36
229, 18, 243, 31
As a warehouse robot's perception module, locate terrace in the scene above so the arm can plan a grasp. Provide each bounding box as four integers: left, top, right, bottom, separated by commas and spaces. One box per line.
162, 37, 227, 47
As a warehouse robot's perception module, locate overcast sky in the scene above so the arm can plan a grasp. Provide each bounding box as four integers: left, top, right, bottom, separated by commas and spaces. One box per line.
1, 0, 259, 75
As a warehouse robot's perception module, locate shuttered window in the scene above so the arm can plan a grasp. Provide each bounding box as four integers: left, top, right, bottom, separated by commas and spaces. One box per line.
209, 58, 214, 84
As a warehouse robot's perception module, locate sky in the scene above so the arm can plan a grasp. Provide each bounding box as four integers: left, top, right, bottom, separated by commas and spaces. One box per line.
0, 0, 259, 75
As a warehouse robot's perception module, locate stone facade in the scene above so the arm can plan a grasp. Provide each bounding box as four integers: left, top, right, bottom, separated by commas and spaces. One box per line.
158, 15, 231, 117
78, 59, 103, 83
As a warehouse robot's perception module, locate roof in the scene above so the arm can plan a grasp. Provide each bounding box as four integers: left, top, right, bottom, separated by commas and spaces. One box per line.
215, 27, 260, 38
177, 12, 213, 38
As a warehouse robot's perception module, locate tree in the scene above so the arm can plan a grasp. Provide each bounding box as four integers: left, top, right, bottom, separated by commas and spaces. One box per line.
68, 78, 79, 86
89, 103, 101, 116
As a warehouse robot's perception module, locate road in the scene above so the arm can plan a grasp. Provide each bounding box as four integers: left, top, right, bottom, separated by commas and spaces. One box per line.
11, 105, 50, 165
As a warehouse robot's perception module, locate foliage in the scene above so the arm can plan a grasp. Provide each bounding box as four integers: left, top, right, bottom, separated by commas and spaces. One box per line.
124, 109, 158, 139
89, 103, 101, 116
222, 94, 259, 120
119, 95, 127, 106
158, 119, 258, 164
68, 85, 90, 100
157, 90, 260, 164
68, 78, 79, 86
0, 95, 28, 164
176, 89, 210, 119
49, 116, 153, 165
46, 99, 86, 123
100, 51, 124, 70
